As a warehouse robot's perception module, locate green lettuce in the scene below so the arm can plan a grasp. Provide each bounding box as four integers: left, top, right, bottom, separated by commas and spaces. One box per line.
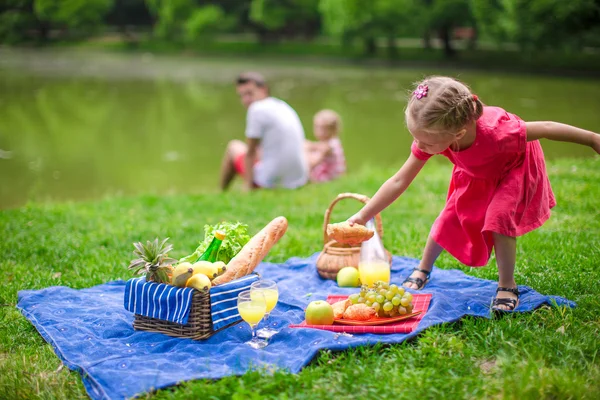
180, 221, 250, 264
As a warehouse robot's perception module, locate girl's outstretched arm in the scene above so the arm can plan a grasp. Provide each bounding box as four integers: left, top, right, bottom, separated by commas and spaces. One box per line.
348, 153, 427, 226
526, 121, 600, 154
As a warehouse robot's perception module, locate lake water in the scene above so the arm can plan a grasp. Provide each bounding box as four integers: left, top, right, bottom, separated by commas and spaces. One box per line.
1, 48, 599, 209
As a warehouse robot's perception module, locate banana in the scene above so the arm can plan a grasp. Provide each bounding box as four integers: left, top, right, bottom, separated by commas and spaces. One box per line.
214, 261, 227, 277
191, 261, 219, 279
186, 273, 212, 291
171, 262, 194, 287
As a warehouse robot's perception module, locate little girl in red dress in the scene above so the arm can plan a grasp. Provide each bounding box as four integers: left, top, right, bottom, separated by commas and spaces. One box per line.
348, 76, 600, 313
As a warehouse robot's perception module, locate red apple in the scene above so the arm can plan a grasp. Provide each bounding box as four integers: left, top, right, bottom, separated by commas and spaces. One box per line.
305, 300, 334, 325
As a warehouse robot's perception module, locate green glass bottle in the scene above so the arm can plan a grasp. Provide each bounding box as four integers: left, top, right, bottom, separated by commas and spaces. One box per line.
197, 230, 226, 262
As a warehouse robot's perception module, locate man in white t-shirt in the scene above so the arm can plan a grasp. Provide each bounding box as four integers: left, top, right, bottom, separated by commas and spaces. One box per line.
220, 72, 308, 191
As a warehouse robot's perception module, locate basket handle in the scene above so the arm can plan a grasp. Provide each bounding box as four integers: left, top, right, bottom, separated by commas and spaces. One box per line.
322, 192, 384, 245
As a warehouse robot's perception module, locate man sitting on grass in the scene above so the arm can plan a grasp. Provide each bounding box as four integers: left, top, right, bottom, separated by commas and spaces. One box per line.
220, 72, 308, 191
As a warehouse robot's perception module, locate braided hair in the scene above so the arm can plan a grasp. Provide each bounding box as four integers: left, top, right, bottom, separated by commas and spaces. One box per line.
405, 76, 483, 135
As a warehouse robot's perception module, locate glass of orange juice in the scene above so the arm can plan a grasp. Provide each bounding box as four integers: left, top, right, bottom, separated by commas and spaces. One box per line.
358, 260, 391, 287
237, 290, 267, 349
358, 219, 390, 287
250, 280, 279, 339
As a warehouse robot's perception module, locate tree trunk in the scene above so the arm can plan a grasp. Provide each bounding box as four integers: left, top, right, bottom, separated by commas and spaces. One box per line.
467, 27, 478, 50
423, 30, 432, 50
387, 35, 398, 59
439, 26, 455, 58
38, 21, 50, 42
364, 36, 376, 56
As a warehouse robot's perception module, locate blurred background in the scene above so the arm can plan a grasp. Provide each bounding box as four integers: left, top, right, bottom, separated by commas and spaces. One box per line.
1, 0, 599, 209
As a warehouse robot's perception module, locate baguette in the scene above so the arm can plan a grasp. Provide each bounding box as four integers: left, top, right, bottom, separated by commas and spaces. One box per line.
212, 216, 288, 286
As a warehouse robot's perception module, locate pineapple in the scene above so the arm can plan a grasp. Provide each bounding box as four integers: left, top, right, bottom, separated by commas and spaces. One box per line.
128, 238, 177, 284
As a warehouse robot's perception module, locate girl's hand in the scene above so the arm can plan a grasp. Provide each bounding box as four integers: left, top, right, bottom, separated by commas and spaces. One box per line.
347, 212, 367, 227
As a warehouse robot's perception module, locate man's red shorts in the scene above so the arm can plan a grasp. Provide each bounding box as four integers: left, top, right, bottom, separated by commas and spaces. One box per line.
233, 153, 261, 188
233, 153, 247, 175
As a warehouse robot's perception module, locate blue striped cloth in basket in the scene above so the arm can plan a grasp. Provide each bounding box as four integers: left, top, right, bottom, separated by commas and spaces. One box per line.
124, 274, 260, 330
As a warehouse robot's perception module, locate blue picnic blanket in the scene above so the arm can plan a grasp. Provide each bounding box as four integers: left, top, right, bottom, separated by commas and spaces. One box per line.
17, 254, 574, 400
123, 274, 259, 329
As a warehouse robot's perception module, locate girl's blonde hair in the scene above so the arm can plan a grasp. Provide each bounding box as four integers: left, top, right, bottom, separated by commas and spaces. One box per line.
314, 109, 342, 134
405, 76, 483, 134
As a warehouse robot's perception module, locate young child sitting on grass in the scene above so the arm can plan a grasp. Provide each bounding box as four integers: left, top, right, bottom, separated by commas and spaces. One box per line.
305, 109, 346, 183
347, 76, 600, 314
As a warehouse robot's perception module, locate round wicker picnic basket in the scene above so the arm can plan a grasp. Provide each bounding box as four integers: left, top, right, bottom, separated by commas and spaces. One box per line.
316, 192, 391, 280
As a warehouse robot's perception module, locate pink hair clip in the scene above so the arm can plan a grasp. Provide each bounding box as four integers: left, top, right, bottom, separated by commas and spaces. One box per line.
413, 84, 428, 100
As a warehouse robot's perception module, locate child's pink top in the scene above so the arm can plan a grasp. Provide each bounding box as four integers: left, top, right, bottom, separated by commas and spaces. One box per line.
411, 106, 556, 267
310, 137, 346, 182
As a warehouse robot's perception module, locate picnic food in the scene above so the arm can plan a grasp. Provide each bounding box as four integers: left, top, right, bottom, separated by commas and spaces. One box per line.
180, 222, 251, 265
212, 216, 288, 286
186, 273, 212, 291
191, 261, 219, 279
326, 221, 374, 245
213, 261, 227, 276
128, 238, 178, 284
332, 299, 351, 319
305, 300, 335, 325
358, 261, 391, 287
348, 281, 414, 318
342, 304, 376, 321
336, 266, 360, 287
172, 262, 195, 287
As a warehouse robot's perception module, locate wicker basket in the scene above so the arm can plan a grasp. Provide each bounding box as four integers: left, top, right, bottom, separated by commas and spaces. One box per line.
132, 287, 240, 340
316, 192, 391, 280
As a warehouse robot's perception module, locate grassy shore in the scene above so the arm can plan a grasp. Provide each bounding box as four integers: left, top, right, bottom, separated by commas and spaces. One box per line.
1, 158, 599, 399
49, 34, 600, 78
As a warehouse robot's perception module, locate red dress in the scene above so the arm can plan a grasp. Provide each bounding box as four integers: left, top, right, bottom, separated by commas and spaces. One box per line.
411, 106, 556, 267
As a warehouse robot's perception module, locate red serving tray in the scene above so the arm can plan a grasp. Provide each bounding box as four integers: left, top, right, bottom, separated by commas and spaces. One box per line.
289, 293, 431, 334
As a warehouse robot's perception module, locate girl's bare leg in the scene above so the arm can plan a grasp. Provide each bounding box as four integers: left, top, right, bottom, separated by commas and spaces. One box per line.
403, 234, 444, 289
492, 232, 518, 310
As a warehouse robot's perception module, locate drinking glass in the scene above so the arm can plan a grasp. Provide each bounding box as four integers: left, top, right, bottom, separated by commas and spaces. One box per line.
250, 279, 279, 339
237, 290, 267, 349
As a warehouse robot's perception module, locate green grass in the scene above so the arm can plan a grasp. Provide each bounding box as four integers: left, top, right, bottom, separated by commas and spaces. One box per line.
69, 36, 600, 77
1, 158, 600, 399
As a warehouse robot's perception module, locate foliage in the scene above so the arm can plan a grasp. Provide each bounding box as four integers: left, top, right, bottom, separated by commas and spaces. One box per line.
319, 0, 419, 55
249, 0, 321, 40
34, 0, 114, 31
0, 0, 113, 42
184, 4, 227, 42
145, 0, 226, 42
1, 0, 600, 57
180, 221, 251, 265
472, 0, 600, 51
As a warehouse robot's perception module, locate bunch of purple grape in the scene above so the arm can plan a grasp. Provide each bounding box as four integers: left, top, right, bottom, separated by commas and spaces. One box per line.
348, 281, 414, 317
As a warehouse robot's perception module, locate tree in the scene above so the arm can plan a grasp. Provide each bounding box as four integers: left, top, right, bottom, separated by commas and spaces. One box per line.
319, 0, 418, 57
471, 0, 600, 51
34, 0, 114, 36
0, 0, 114, 43
426, 0, 473, 57
145, 0, 228, 42
249, 0, 321, 42
0, 1, 37, 43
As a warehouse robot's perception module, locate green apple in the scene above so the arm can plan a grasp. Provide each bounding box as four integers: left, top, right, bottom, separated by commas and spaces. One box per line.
336, 266, 360, 287
305, 300, 334, 325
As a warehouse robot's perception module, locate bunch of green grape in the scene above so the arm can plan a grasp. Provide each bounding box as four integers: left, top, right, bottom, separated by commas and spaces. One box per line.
348, 281, 414, 318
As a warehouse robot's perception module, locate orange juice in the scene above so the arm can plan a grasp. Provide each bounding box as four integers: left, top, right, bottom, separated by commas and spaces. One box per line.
252, 289, 278, 313
238, 301, 266, 325
358, 261, 390, 287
